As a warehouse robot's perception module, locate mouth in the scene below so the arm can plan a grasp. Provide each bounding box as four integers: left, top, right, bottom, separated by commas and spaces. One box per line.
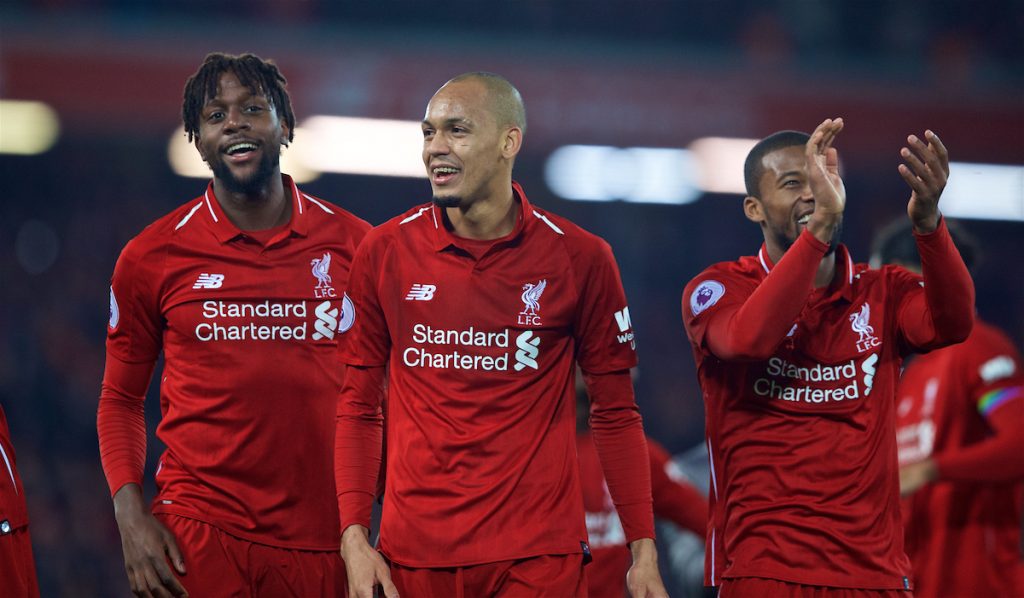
223, 141, 260, 162
430, 165, 460, 185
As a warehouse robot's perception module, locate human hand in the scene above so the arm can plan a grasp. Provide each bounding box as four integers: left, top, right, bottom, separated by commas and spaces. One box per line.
900, 459, 938, 497
899, 130, 949, 233
805, 118, 846, 245
625, 538, 669, 598
113, 485, 188, 598
340, 525, 399, 598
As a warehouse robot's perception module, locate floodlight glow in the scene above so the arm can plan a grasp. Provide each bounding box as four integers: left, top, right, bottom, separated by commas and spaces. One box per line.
544, 145, 700, 204
942, 162, 1024, 222
689, 137, 758, 194
167, 126, 319, 183
0, 100, 60, 155
296, 116, 426, 178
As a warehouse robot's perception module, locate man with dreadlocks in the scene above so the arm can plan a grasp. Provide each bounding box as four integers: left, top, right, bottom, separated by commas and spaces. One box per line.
98, 52, 370, 596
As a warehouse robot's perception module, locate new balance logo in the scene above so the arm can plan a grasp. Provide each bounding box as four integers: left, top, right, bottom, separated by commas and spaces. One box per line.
405, 284, 436, 301
193, 273, 225, 289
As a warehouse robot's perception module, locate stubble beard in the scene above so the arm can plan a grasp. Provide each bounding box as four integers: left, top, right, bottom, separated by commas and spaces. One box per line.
432, 195, 463, 208
209, 147, 280, 197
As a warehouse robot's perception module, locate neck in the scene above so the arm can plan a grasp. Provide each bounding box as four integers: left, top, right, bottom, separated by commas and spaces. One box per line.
445, 183, 517, 240
766, 240, 837, 289
213, 172, 290, 231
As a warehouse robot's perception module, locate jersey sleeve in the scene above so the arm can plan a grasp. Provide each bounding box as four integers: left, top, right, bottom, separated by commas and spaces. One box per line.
97, 238, 164, 497
584, 369, 654, 542
335, 364, 385, 532
892, 218, 974, 352
682, 230, 828, 361
337, 229, 391, 367
571, 236, 637, 373
934, 326, 1024, 482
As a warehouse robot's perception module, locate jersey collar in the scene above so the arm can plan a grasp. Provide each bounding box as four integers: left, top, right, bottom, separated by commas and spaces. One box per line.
203, 174, 309, 244
431, 180, 534, 252
757, 241, 856, 301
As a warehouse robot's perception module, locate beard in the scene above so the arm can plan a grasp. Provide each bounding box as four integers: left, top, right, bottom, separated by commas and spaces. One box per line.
769, 218, 843, 256
208, 147, 280, 196
432, 195, 462, 208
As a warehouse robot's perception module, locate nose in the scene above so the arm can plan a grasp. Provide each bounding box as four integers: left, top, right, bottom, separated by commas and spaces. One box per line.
224, 106, 251, 132
424, 132, 450, 157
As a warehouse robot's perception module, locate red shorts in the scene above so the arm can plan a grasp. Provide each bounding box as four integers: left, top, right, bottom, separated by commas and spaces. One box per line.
0, 524, 39, 598
719, 577, 913, 598
389, 553, 587, 598
157, 514, 345, 597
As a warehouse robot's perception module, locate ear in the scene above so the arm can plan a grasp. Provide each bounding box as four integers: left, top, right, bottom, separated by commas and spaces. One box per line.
743, 195, 765, 224
280, 119, 292, 147
501, 127, 523, 159
194, 137, 208, 163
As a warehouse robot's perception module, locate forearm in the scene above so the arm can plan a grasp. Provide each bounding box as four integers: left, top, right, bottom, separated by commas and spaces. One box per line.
708, 231, 827, 360
914, 217, 974, 344
935, 397, 1024, 482
335, 364, 385, 532
97, 355, 153, 497
585, 369, 654, 542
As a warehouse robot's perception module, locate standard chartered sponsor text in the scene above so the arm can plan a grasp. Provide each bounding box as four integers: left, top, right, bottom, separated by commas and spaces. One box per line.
404, 324, 518, 371
195, 300, 309, 341
753, 356, 875, 404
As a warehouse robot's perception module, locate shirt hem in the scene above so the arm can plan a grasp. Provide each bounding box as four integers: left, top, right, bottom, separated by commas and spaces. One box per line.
381, 544, 585, 568
152, 506, 339, 552
720, 569, 912, 590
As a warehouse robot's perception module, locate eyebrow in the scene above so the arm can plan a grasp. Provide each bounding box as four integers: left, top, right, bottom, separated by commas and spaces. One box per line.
422, 117, 473, 127
775, 170, 803, 181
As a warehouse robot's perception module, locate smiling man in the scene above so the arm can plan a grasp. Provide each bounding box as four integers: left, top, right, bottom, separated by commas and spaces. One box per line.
98, 53, 370, 597
681, 120, 975, 597
335, 72, 668, 598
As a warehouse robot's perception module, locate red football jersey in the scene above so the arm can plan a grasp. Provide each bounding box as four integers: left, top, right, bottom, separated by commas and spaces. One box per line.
896, 319, 1024, 598
99, 175, 370, 550
0, 406, 29, 532
682, 224, 973, 590
338, 183, 643, 567
579, 432, 707, 598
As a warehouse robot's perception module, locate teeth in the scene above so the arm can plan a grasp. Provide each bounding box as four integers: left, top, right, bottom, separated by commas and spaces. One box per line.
227, 142, 258, 155
433, 167, 458, 174
797, 215, 810, 224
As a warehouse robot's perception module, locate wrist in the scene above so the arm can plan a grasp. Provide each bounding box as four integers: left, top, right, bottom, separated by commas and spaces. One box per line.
628, 537, 658, 563
341, 524, 370, 548
911, 212, 940, 235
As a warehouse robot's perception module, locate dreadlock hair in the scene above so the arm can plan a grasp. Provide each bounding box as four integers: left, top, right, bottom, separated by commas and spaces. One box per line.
743, 130, 810, 198
182, 52, 295, 144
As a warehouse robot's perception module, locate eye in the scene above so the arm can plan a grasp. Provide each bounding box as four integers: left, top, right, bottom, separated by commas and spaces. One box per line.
245, 105, 264, 114
451, 126, 467, 135
207, 111, 225, 122
422, 128, 435, 139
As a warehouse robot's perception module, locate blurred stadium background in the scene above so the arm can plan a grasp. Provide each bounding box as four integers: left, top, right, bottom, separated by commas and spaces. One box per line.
2, 1, 1022, 594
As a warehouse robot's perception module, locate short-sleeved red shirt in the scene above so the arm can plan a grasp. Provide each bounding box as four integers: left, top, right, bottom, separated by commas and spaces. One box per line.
896, 319, 1024, 597
0, 406, 29, 532
339, 183, 639, 566
682, 236, 970, 590
102, 175, 370, 550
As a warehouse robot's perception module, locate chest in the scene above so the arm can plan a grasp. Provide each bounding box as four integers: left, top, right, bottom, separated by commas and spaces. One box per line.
381, 245, 578, 334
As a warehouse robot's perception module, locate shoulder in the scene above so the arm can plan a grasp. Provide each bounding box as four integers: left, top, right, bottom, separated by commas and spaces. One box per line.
358, 203, 434, 250
298, 191, 372, 236
121, 198, 207, 259
529, 205, 612, 259
684, 257, 758, 296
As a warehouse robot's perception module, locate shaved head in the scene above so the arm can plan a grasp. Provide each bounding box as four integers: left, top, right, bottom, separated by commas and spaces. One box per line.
441, 72, 526, 134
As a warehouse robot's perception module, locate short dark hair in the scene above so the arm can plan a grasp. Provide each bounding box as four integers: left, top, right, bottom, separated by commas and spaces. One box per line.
870, 217, 978, 271
743, 130, 809, 198
181, 52, 295, 143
